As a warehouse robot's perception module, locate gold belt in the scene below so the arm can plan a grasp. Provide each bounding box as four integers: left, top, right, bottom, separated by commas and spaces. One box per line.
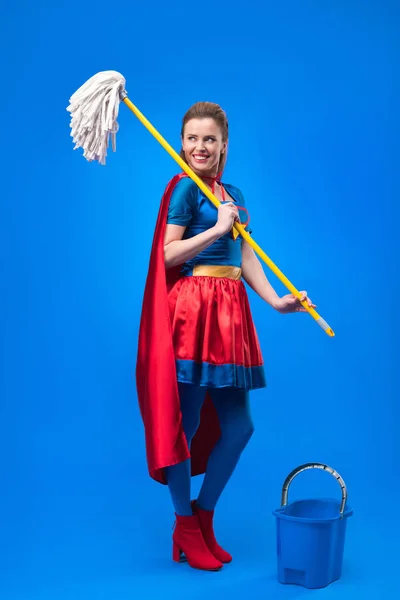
192, 265, 242, 280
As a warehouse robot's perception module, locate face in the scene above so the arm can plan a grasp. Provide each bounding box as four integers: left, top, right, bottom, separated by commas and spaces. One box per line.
181, 118, 227, 177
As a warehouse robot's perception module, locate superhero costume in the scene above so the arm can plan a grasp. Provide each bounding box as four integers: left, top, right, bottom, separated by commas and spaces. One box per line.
136, 172, 266, 486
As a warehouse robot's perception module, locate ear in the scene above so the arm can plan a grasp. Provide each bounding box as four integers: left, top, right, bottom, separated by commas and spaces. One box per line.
221, 140, 228, 154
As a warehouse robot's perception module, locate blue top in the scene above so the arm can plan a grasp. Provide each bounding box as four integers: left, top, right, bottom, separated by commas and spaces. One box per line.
167, 177, 252, 276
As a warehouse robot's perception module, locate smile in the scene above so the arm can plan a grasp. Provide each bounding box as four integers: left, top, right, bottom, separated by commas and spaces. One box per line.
192, 154, 210, 162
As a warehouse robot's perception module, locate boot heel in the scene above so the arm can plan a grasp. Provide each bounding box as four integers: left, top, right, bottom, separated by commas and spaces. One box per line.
172, 541, 182, 562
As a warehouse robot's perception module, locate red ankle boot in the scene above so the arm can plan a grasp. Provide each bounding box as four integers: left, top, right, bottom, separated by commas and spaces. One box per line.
191, 500, 232, 563
172, 513, 223, 571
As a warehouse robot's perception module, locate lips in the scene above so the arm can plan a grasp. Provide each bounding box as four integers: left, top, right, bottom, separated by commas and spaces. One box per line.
192, 154, 210, 162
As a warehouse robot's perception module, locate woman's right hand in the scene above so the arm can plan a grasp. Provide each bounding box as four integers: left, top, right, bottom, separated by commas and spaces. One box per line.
214, 202, 239, 236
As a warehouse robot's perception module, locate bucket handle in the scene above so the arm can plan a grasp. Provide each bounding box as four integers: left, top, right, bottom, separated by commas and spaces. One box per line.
280, 463, 348, 517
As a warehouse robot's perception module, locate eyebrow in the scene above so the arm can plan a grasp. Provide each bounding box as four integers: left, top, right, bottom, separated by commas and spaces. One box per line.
187, 133, 217, 138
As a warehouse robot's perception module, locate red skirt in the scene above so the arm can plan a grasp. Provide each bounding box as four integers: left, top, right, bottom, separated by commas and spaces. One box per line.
167, 273, 266, 390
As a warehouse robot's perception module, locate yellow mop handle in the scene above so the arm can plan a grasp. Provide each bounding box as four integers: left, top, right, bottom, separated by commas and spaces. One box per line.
122, 95, 334, 338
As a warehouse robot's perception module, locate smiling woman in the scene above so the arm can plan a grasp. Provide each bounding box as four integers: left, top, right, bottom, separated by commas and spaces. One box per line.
135, 100, 314, 573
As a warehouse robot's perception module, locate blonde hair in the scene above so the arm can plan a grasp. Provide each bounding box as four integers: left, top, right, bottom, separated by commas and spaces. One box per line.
179, 101, 229, 174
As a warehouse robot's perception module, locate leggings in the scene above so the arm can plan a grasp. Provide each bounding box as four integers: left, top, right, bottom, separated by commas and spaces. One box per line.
165, 382, 254, 516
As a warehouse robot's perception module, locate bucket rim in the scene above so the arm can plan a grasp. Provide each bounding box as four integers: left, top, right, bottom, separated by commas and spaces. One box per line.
272, 497, 354, 523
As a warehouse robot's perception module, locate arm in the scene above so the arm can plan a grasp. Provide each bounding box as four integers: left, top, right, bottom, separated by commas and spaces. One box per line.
164, 223, 223, 269
236, 184, 314, 313
229, 186, 280, 307
164, 201, 239, 269
241, 239, 316, 313
241, 239, 280, 309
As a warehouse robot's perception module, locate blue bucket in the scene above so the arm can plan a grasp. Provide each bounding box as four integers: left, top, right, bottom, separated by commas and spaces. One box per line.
272, 463, 353, 589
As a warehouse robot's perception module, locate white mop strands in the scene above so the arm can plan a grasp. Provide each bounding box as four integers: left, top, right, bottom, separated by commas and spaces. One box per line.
67, 71, 127, 165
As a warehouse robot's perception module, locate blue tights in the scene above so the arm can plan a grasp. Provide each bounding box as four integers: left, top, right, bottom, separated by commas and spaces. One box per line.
165, 383, 254, 516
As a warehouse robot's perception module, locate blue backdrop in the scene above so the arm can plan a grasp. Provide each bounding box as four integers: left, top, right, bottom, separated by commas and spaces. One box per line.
1, 1, 398, 599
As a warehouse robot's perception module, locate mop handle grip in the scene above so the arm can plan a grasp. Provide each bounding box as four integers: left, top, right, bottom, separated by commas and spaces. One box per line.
280, 462, 348, 516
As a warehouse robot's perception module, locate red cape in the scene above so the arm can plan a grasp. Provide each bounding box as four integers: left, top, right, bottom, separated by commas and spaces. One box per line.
136, 173, 221, 484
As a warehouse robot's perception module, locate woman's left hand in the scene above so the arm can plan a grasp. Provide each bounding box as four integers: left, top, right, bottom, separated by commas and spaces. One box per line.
274, 291, 316, 314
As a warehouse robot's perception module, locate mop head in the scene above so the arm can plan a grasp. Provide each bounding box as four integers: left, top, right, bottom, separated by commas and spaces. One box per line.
67, 70, 127, 165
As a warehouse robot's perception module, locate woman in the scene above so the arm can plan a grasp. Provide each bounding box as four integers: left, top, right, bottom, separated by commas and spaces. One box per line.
136, 102, 315, 571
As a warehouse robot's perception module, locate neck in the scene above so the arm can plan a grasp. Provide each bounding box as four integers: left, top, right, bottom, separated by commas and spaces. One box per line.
201, 171, 222, 184
200, 171, 224, 197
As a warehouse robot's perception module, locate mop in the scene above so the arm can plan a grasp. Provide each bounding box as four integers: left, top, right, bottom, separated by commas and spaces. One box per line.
67, 70, 334, 337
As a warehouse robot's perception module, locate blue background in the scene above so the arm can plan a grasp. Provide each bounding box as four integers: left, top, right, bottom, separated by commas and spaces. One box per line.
1, 1, 398, 598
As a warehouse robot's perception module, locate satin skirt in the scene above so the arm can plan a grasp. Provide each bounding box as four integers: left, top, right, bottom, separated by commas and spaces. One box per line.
168, 274, 266, 390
